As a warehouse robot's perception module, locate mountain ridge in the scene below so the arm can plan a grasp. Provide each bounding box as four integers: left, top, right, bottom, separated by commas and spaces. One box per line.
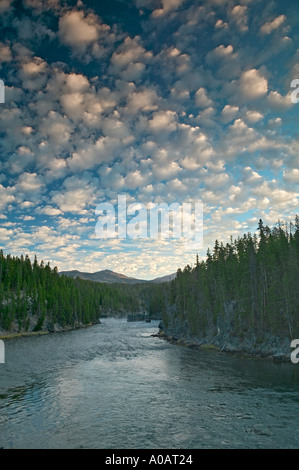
59, 269, 176, 284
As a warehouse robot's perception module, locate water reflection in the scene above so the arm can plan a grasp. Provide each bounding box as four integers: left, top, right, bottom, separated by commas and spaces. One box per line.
0, 318, 299, 449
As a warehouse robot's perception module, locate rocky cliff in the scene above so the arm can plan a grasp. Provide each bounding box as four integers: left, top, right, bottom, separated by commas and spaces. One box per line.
159, 301, 292, 363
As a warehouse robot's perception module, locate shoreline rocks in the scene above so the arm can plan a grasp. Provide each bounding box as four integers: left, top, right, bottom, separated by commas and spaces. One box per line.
157, 322, 292, 363
0, 319, 101, 340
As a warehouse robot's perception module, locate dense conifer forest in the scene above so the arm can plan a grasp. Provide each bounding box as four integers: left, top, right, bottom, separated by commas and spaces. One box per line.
1, 216, 299, 345
0, 251, 144, 333
151, 217, 299, 342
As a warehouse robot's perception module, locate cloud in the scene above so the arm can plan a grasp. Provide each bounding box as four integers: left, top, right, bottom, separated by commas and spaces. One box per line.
65, 73, 90, 92
0, 42, 12, 65
209, 44, 234, 59
39, 111, 73, 145
152, 0, 185, 18
252, 183, 298, 210
0, 0, 13, 13
267, 91, 293, 111
0, 0, 298, 278
245, 110, 263, 123
148, 110, 177, 132
230, 5, 248, 32
260, 15, 286, 34
58, 9, 114, 61
59, 10, 99, 48
24, 0, 61, 12
195, 87, 212, 108
240, 69, 268, 99
17, 172, 44, 193
0, 184, 15, 211
51, 175, 99, 214
221, 105, 239, 123
110, 36, 152, 70
215, 19, 228, 29
126, 88, 159, 113
36, 205, 63, 216
12, 16, 56, 42
152, 160, 181, 180
283, 169, 299, 184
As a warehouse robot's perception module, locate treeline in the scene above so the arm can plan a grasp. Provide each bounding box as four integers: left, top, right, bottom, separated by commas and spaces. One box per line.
0, 251, 141, 332
151, 217, 299, 340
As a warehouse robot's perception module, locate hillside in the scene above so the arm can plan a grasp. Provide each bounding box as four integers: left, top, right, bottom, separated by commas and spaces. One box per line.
0, 253, 142, 335
60, 269, 176, 284
59, 269, 147, 284
150, 217, 299, 361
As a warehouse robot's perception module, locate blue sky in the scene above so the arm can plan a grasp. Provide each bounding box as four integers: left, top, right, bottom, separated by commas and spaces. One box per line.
0, 0, 298, 279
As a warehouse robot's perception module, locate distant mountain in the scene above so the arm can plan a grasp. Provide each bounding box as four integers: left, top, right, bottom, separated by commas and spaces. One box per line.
59, 269, 147, 284
150, 273, 177, 283
59, 269, 176, 284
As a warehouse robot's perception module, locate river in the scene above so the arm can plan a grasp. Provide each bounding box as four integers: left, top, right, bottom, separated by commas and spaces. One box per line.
0, 318, 299, 449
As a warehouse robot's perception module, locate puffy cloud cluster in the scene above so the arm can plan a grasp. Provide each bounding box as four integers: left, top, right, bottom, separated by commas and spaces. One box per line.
0, 0, 298, 278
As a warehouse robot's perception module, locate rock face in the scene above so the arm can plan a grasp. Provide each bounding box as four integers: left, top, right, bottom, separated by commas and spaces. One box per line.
0, 317, 101, 339
159, 302, 293, 363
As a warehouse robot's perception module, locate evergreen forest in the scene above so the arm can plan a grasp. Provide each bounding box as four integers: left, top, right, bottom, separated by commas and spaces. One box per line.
150, 217, 299, 341
0, 251, 144, 332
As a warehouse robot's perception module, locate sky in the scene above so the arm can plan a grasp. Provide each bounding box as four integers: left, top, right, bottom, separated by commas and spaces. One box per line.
0, 0, 298, 279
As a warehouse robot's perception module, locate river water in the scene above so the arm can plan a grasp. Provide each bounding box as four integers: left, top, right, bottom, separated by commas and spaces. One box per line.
0, 318, 299, 449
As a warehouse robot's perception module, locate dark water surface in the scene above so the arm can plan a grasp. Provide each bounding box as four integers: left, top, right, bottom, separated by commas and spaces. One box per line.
0, 318, 299, 449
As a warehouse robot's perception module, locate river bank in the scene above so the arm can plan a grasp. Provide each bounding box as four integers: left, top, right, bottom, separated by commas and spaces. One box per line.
0, 319, 101, 340
1, 317, 299, 449
157, 322, 292, 363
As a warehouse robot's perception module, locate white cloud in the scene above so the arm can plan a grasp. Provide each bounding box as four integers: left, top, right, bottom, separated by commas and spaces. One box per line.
283, 169, 299, 184
180, 156, 201, 171
221, 105, 239, 123
152, 0, 185, 18
148, 110, 177, 132
58, 9, 114, 61
195, 87, 212, 108
267, 91, 293, 111
231, 5, 248, 32
60, 92, 85, 120
211, 44, 234, 58
126, 88, 159, 113
17, 172, 44, 193
121, 62, 146, 81
0, 42, 12, 64
111, 36, 152, 69
65, 73, 90, 92
51, 176, 98, 214
240, 69, 268, 99
59, 10, 100, 49
0, 184, 15, 211
260, 15, 286, 35
245, 110, 263, 123
22, 58, 47, 76
36, 205, 63, 216
215, 19, 228, 29
39, 111, 73, 145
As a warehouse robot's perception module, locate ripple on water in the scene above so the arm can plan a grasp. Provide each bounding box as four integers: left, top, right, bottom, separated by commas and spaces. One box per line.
1, 319, 299, 449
